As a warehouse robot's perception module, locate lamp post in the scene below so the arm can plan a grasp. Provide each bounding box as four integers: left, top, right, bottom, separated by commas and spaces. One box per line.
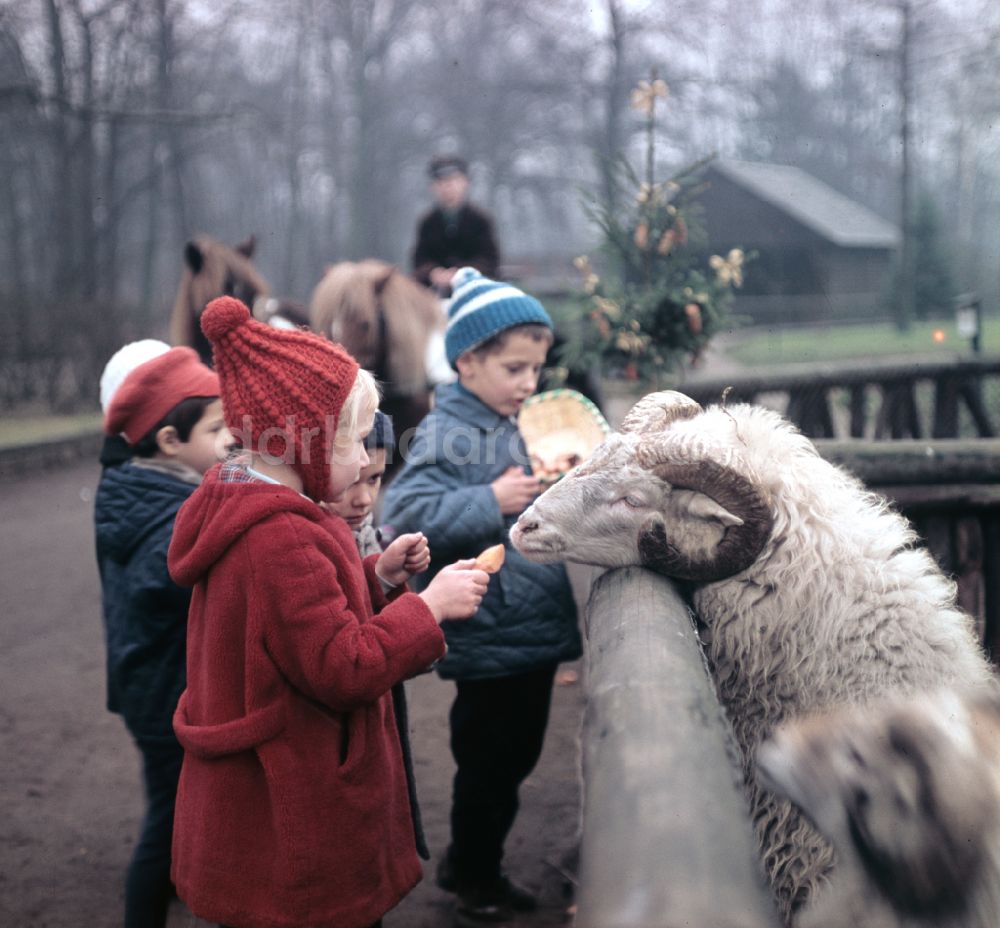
955, 293, 982, 354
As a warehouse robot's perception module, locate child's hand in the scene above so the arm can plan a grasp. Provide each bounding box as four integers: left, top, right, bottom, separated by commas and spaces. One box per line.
419, 560, 489, 623
491, 466, 541, 515
376, 532, 430, 587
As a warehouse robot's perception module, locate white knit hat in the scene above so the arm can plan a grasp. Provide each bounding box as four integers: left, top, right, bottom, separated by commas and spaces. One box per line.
99, 339, 171, 413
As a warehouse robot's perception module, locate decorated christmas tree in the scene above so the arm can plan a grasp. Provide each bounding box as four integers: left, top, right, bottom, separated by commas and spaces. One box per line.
558, 75, 747, 384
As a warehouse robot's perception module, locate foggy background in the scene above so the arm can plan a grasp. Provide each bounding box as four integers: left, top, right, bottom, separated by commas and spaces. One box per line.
1, 0, 998, 409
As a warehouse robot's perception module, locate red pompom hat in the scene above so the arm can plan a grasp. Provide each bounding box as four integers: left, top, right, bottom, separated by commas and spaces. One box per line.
200, 296, 360, 501
104, 346, 219, 445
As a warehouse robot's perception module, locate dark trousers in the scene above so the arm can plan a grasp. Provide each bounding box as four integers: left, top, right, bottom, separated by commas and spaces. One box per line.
125, 736, 184, 928
446, 664, 557, 884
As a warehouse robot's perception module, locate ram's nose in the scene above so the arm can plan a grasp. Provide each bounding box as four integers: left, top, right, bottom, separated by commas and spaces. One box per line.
517, 516, 540, 535
510, 509, 541, 550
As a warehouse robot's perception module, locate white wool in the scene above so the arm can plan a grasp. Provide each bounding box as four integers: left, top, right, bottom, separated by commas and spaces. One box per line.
684, 407, 995, 921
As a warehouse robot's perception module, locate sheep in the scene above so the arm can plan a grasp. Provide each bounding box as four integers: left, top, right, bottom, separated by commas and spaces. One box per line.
756, 689, 1000, 928
510, 390, 997, 925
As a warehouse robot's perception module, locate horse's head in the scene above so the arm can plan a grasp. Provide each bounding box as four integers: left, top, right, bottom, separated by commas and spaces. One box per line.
309, 261, 387, 370
308, 259, 447, 455
170, 235, 271, 361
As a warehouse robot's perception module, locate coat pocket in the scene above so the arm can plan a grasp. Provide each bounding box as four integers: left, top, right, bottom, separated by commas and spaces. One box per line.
297, 698, 370, 782
173, 691, 286, 759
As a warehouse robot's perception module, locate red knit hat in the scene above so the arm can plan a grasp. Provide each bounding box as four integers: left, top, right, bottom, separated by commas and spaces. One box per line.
200, 296, 360, 501
104, 347, 219, 444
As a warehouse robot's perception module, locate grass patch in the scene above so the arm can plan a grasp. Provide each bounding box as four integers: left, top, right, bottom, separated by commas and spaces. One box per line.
0, 411, 103, 449
725, 316, 999, 367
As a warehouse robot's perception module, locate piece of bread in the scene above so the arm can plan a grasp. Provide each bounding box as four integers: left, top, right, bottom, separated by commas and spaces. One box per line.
474, 544, 506, 574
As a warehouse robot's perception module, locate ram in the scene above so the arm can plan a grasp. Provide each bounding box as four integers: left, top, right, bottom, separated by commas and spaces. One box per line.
510, 391, 996, 925
757, 690, 1000, 928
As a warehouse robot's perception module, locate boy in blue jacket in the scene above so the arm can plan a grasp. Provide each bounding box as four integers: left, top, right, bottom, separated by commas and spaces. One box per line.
383, 268, 581, 923
94, 347, 230, 928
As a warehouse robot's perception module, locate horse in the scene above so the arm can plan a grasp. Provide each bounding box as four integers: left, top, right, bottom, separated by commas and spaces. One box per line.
309, 260, 446, 470
169, 234, 310, 364
170, 235, 270, 363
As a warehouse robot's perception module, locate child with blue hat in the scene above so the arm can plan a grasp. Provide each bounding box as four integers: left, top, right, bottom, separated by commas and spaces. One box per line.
383, 268, 581, 923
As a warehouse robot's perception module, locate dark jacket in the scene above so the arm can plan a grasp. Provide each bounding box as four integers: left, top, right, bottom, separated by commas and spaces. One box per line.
167, 468, 445, 928
382, 382, 581, 680
412, 203, 500, 287
94, 461, 197, 741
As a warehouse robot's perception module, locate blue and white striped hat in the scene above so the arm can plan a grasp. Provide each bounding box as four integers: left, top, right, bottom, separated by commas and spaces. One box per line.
444, 268, 553, 367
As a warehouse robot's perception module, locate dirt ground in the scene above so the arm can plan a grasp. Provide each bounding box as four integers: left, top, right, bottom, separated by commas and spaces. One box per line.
0, 461, 586, 928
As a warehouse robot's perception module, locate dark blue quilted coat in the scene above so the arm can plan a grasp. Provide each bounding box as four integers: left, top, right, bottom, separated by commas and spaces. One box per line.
382, 383, 581, 680
94, 462, 196, 740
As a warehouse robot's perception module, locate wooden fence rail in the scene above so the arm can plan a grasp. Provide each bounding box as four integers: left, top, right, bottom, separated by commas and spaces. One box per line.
577, 567, 780, 928
682, 355, 1000, 439
576, 440, 1000, 927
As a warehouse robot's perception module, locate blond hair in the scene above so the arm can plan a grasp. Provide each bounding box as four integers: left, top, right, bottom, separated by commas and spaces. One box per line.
335, 368, 380, 445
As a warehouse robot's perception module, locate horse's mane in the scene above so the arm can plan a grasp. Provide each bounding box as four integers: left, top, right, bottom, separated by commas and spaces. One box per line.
169, 236, 271, 347
310, 260, 442, 396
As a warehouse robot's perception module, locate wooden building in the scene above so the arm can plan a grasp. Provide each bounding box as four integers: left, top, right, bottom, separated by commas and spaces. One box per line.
701, 160, 900, 327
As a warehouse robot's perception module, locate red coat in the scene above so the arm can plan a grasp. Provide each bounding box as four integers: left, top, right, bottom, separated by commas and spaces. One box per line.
167, 468, 446, 928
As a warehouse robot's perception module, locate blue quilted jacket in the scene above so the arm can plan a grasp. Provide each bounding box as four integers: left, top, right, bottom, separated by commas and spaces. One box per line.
382, 383, 581, 680
94, 461, 197, 740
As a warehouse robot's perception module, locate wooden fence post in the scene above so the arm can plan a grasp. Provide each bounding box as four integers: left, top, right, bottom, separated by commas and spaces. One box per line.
933, 376, 960, 437
576, 567, 780, 928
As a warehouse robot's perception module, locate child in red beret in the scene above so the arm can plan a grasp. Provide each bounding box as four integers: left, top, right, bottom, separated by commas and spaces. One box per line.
167, 296, 489, 928
95, 346, 229, 928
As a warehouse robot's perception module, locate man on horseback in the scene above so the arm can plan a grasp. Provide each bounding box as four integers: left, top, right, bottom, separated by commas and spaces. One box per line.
411, 155, 500, 297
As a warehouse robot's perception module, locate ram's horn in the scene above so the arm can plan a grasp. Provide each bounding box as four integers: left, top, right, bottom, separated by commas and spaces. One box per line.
620, 391, 703, 436
635, 434, 773, 581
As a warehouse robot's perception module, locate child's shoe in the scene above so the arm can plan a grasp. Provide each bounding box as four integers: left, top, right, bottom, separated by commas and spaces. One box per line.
436, 853, 459, 892
493, 875, 537, 911
454, 876, 538, 924
438, 855, 538, 923
454, 884, 513, 925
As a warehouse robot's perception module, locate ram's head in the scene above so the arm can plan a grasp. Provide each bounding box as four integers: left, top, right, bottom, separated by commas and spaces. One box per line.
510, 391, 774, 582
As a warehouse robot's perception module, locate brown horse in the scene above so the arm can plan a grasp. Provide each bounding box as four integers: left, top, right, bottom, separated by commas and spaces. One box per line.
310, 260, 445, 462
170, 235, 313, 364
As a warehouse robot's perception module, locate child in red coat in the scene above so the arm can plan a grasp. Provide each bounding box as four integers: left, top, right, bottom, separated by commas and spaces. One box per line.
167, 296, 489, 928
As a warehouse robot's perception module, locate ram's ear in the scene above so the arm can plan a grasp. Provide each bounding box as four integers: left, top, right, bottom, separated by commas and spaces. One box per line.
636, 497, 757, 583
684, 491, 744, 528
637, 437, 773, 581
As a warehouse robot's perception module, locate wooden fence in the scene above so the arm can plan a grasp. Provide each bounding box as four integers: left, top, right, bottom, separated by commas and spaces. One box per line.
577, 567, 781, 928
576, 439, 1000, 927
816, 439, 1000, 656
682, 355, 1000, 439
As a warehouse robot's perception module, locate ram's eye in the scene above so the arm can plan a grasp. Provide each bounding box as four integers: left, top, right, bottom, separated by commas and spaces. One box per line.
621, 495, 645, 508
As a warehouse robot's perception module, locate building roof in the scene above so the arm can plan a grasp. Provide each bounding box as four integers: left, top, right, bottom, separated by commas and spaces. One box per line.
710, 159, 901, 249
